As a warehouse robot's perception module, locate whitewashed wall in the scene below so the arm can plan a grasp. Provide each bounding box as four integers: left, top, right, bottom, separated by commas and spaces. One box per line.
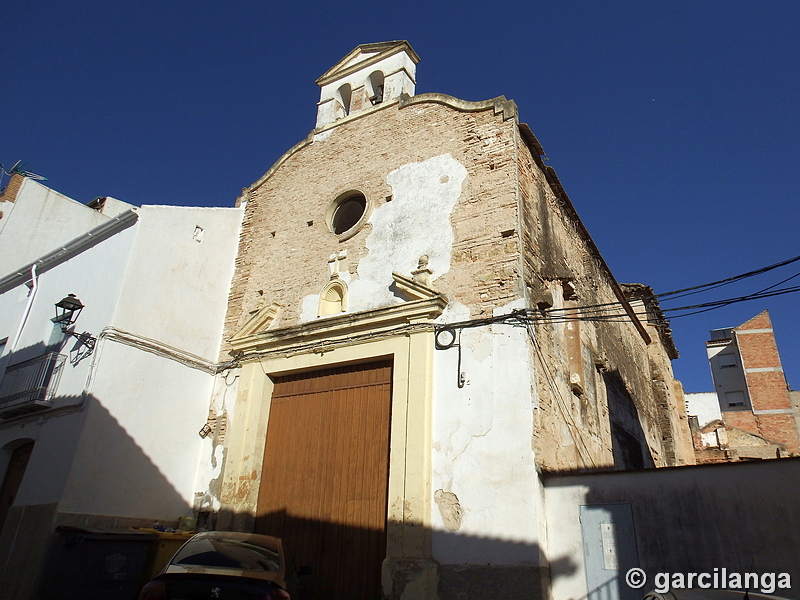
57, 205, 243, 519
0, 220, 137, 507
0, 202, 242, 521
431, 300, 542, 565
0, 178, 134, 276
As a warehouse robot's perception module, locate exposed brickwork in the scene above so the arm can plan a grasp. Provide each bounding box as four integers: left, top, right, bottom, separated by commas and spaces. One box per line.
223, 95, 689, 472
516, 131, 688, 470
744, 371, 792, 410
0, 173, 24, 204
222, 102, 520, 354
737, 334, 782, 369
756, 413, 800, 452
722, 410, 759, 432
732, 311, 800, 453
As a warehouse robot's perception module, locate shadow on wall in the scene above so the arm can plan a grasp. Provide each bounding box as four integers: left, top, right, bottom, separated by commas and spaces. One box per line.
0, 390, 194, 600
547, 459, 800, 600
203, 507, 576, 600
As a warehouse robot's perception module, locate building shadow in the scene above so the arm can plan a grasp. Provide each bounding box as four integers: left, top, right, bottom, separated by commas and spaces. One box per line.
545, 458, 800, 600
0, 386, 194, 600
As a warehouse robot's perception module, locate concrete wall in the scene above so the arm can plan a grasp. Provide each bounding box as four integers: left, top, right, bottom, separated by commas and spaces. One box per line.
545, 459, 800, 600
707, 335, 751, 410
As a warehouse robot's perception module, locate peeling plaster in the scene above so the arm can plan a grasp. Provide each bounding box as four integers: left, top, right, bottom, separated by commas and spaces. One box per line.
432, 299, 541, 563
194, 371, 238, 512
301, 154, 466, 321
434, 490, 464, 531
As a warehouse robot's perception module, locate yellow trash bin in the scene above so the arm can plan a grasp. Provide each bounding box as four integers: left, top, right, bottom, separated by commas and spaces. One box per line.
136, 529, 195, 583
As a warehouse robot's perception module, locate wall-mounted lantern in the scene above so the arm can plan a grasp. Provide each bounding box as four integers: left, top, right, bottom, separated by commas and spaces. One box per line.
54, 294, 84, 333
53, 294, 96, 361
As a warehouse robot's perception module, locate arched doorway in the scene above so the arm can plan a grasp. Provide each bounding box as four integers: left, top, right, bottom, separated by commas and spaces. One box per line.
0, 440, 34, 535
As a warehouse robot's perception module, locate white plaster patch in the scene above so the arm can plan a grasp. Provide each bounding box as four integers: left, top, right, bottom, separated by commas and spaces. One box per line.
300, 154, 466, 320
436, 300, 471, 324
431, 311, 540, 562
493, 298, 526, 316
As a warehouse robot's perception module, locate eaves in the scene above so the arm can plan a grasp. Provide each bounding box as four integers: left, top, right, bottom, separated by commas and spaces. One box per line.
0, 209, 139, 293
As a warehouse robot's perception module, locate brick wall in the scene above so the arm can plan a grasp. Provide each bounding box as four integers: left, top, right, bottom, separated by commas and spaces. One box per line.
734, 310, 800, 453
222, 100, 521, 352
516, 129, 685, 470
0, 173, 24, 204
223, 95, 687, 471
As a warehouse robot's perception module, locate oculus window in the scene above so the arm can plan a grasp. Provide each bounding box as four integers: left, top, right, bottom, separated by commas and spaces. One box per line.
328, 191, 370, 241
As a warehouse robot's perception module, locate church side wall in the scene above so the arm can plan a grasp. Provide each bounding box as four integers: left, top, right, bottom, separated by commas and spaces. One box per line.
516, 140, 676, 470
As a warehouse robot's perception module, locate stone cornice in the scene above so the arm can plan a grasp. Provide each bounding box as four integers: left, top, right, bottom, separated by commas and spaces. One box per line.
315, 40, 420, 87
230, 296, 447, 357
399, 93, 518, 122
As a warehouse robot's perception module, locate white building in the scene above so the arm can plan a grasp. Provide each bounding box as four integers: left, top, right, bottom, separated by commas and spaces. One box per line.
0, 174, 242, 599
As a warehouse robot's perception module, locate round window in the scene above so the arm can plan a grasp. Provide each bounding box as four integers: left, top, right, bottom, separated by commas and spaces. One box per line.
328, 191, 369, 239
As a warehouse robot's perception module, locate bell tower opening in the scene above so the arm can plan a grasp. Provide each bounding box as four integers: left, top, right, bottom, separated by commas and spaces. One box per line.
315, 41, 420, 129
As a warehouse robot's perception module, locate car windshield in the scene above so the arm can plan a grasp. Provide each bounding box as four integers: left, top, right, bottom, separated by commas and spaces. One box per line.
172, 536, 281, 572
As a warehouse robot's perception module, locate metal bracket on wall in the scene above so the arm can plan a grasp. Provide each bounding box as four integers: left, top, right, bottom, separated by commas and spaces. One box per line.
434, 325, 465, 388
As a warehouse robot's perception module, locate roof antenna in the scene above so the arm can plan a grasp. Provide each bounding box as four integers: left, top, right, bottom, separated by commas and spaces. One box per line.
3, 160, 48, 182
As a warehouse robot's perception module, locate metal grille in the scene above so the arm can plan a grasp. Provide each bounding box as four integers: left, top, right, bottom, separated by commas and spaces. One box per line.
0, 352, 66, 413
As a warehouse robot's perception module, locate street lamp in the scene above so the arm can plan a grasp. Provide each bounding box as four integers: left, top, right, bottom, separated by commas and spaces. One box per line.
54, 294, 84, 333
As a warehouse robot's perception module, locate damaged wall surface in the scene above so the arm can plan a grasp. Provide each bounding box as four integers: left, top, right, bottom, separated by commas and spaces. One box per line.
213, 41, 691, 600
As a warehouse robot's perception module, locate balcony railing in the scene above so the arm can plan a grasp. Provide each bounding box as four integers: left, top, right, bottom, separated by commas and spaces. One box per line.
0, 352, 66, 416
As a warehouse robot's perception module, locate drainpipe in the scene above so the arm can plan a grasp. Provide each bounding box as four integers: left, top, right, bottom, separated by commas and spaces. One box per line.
8, 265, 37, 354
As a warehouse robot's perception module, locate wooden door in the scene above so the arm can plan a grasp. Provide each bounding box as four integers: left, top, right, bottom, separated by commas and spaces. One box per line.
0, 442, 34, 536
255, 360, 392, 600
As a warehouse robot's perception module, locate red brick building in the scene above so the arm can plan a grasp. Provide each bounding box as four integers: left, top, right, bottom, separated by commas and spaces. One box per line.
703, 310, 800, 456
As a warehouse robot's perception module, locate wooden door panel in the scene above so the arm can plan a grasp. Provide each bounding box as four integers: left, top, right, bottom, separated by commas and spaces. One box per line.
0, 442, 34, 536
256, 361, 392, 600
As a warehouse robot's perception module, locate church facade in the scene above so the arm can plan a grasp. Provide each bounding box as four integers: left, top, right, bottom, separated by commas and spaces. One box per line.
207, 41, 693, 599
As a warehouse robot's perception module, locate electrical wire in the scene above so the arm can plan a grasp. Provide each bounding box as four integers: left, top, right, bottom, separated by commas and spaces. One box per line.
434, 277, 800, 335
655, 254, 800, 299
534, 254, 800, 319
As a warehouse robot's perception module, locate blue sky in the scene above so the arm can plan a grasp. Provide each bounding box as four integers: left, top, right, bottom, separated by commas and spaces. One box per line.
2, 0, 798, 393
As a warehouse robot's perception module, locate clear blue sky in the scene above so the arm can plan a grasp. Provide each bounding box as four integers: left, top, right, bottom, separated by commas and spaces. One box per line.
2, 0, 798, 393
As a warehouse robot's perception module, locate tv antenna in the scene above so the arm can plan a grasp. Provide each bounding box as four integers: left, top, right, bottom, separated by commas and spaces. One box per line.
0, 161, 48, 193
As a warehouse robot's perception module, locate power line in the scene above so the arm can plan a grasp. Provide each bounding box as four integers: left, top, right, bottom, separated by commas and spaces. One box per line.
528, 254, 800, 319
435, 280, 800, 334
656, 254, 800, 298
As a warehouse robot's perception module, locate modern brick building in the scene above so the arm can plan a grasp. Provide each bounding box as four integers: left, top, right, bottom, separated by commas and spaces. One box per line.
688, 310, 800, 461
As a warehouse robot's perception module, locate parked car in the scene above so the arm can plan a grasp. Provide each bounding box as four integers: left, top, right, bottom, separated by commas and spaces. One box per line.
138, 531, 298, 600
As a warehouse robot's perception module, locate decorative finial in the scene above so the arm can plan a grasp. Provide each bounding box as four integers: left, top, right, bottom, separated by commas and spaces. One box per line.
411, 254, 433, 287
